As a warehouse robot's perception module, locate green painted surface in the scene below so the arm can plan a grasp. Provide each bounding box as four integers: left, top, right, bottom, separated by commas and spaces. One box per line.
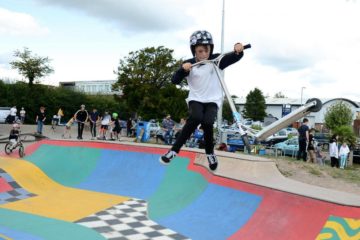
25, 144, 100, 187
147, 157, 208, 219
0, 208, 105, 240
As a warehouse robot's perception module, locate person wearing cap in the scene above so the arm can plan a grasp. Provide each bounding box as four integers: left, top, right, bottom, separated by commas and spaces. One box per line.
74, 104, 88, 140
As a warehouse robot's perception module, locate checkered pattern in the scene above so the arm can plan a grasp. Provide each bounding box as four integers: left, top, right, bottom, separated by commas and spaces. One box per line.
76, 198, 189, 240
0, 168, 37, 204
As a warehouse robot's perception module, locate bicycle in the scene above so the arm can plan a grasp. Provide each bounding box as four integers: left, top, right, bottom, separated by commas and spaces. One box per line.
4, 133, 25, 158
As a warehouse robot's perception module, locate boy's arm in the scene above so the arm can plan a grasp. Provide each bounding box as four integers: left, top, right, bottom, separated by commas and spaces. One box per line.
218, 51, 244, 70
171, 58, 194, 84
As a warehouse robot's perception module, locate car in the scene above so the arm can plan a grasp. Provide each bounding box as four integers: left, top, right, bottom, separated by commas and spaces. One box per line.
274, 136, 319, 157
0, 107, 11, 123
274, 137, 300, 157
353, 145, 360, 164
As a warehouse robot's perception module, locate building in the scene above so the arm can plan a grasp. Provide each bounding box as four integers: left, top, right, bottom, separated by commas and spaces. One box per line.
234, 97, 360, 132
59, 80, 121, 95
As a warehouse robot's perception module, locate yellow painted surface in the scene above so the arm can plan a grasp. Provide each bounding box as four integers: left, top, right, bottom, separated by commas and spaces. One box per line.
0, 157, 129, 222
0, 233, 12, 240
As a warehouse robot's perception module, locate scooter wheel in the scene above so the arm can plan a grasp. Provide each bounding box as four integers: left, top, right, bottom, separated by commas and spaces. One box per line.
306, 98, 322, 112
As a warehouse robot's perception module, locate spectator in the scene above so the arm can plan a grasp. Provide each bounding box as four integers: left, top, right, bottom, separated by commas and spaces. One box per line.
19, 107, 26, 124
57, 107, 64, 124
110, 112, 121, 140
126, 117, 133, 137
99, 111, 111, 140
307, 128, 316, 163
74, 104, 88, 140
297, 118, 309, 161
89, 108, 100, 140
35, 106, 46, 135
329, 134, 339, 168
339, 142, 350, 169
315, 143, 325, 165
9, 106, 17, 123
162, 114, 175, 145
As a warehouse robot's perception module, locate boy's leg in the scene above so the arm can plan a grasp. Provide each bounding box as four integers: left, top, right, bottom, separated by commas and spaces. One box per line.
202, 103, 218, 171
160, 101, 203, 164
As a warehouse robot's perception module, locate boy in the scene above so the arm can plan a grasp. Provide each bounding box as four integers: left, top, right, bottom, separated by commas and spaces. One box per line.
9, 123, 20, 149
110, 112, 121, 140
160, 30, 246, 171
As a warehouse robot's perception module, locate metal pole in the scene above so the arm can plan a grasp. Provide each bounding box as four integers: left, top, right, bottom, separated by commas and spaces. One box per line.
217, 0, 225, 136
301, 87, 306, 105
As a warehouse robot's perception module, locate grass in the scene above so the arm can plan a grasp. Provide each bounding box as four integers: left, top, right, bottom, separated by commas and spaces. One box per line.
274, 154, 360, 186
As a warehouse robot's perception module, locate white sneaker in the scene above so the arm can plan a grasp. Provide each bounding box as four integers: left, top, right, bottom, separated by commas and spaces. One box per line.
206, 154, 218, 171
159, 150, 177, 165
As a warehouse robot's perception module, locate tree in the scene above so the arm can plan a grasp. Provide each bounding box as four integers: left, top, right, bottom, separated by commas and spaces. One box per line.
113, 46, 188, 120
10, 47, 54, 86
242, 88, 266, 121
274, 91, 286, 98
324, 101, 353, 130
324, 101, 356, 146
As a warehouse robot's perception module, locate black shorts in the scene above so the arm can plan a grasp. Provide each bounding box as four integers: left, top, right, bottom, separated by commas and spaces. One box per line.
101, 125, 108, 130
113, 127, 121, 133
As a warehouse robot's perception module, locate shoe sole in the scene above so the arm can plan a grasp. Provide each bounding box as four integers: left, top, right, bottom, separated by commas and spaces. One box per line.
159, 157, 170, 166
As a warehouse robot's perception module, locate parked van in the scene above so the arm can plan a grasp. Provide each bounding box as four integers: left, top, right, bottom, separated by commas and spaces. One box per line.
0, 107, 11, 123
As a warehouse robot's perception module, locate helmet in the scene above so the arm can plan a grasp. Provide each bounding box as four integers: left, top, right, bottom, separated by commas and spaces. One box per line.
112, 112, 118, 118
190, 30, 214, 56
12, 123, 19, 129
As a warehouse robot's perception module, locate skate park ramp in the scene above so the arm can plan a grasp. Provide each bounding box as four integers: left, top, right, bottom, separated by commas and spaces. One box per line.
0, 140, 359, 240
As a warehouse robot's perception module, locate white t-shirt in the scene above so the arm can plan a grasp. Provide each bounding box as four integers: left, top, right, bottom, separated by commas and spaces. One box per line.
101, 114, 111, 125
20, 110, 26, 117
10, 107, 17, 116
186, 63, 223, 108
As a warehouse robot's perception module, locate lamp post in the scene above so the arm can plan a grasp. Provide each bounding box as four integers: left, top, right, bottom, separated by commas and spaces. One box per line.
300, 87, 306, 105
217, 0, 225, 132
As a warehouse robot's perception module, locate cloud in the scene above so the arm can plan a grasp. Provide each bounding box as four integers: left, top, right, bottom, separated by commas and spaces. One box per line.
0, 7, 48, 36
31, 0, 195, 32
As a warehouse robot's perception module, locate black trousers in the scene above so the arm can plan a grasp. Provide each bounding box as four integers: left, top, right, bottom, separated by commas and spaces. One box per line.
171, 101, 217, 155
331, 157, 339, 168
297, 139, 307, 161
90, 121, 97, 137
78, 122, 85, 138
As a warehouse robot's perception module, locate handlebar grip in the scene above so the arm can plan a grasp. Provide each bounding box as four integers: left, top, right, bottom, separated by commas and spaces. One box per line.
243, 44, 251, 49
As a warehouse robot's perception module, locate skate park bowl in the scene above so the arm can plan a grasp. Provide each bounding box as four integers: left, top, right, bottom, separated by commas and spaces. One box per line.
0, 140, 359, 240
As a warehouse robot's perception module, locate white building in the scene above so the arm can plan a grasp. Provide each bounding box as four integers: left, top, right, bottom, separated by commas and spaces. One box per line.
234, 97, 360, 130
59, 80, 121, 95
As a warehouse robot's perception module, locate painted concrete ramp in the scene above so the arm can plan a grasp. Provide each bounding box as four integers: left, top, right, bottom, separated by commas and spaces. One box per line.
0, 140, 359, 240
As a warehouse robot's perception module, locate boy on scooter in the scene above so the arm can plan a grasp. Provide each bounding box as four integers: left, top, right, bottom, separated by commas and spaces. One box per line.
160, 30, 246, 171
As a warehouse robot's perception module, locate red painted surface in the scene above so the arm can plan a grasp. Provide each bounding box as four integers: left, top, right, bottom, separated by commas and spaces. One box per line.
0, 177, 13, 193
25, 140, 360, 240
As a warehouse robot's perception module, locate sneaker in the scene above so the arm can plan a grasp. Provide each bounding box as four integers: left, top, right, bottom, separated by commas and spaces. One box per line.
207, 154, 218, 171
159, 150, 177, 165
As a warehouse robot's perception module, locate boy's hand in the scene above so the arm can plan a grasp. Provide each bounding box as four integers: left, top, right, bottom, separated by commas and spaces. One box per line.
234, 43, 244, 55
182, 62, 192, 72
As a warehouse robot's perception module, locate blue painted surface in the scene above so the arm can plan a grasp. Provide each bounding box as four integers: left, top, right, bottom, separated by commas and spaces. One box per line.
0, 226, 42, 240
157, 184, 262, 240
76, 150, 166, 199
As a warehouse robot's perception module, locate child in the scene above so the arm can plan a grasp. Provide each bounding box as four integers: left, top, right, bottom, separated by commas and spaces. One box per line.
110, 112, 121, 141
62, 117, 74, 139
329, 134, 339, 168
160, 30, 246, 171
99, 111, 111, 140
315, 143, 325, 165
339, 142, 350, 169
9, 123, 20, 149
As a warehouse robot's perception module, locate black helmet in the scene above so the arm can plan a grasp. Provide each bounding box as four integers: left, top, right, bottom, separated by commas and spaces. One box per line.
190, 30, 214, 56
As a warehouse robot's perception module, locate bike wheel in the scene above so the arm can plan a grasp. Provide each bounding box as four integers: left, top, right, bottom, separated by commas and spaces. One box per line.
5, 143, 12, 155
19, 145, 25, 158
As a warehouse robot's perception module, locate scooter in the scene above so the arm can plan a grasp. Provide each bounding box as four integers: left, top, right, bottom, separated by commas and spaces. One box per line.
192, 44, 322, 153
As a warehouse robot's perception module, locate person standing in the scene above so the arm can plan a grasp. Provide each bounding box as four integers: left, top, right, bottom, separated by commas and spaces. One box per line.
307, 128, 316, 163
339, 142, 350, 169
74, 104, 88, 140
297, 118, 310, 161
19, 107, 26, 124
35, 106, 46, 135
329, 134, 339, 168
162, 114, 175, 145
89, 108, 100, 140
9, 106, 17, 123
160, 30, 246, 171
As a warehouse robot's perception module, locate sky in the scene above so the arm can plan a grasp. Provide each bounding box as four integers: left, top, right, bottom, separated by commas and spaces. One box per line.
0, 0, 359, 102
